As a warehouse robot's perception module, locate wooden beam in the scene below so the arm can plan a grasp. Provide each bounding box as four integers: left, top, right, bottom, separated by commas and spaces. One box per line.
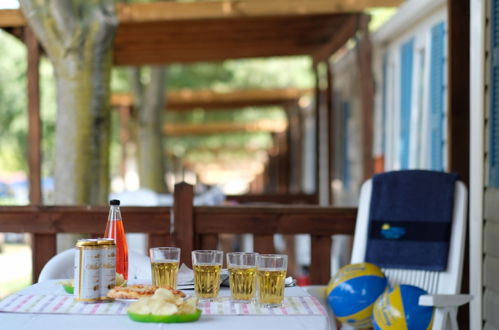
356, 14, 374, 181
25, 27, 41, 205
112, 88, 311, 111
163, 120, 288, 136
113, 13, 351, 64
116, 0, 402, 23
194, 205, 357, 235
226, 193, 318, 205
313, 14, 360, 61
0, 0, 403, 28
0, 206, 171, 234
0, 9, 24, 28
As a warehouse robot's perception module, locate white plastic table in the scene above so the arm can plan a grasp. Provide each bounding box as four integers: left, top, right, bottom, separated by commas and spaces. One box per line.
0, 280, 331, 330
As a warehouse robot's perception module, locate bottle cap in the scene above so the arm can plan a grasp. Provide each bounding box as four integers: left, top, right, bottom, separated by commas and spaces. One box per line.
109, 199, 120, 206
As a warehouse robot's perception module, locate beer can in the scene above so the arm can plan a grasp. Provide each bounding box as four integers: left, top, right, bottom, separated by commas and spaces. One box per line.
97, 238, 116, 301
74, 239, 101, 303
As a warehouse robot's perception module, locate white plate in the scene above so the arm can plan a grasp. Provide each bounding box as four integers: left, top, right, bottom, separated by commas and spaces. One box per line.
114, 298, 138, 303
112, 292, 191, 303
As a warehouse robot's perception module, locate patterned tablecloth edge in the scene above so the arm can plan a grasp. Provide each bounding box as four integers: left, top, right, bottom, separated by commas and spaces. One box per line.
0, 294, 327, 317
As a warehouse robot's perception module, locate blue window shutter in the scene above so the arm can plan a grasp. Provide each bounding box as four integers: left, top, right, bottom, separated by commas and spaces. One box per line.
429, 22, 446, 171
400, 39, 414, 169
342, 102, 350, 189
490, 0, 499, 187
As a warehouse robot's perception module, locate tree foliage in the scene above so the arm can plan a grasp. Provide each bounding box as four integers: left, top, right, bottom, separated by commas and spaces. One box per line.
0, 25, 313, 189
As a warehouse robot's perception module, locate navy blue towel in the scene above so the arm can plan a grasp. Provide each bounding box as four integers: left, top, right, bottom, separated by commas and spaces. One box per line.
365, 170, 459, 271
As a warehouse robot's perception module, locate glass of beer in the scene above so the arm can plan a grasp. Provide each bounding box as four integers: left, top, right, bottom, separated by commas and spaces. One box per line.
192, 250, 223, 301
149, 247, 180, 289
257, 254, 288, 308
227, 252, 258, 303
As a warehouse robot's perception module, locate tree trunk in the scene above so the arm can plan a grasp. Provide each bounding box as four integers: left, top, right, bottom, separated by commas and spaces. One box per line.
53, 58, 112, 204
20, 0, 117, 205
131, 67, 168, 193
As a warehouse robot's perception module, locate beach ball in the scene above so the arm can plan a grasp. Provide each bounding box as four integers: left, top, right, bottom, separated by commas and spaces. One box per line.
373, 284, 434, 330
327, 262, 388, 328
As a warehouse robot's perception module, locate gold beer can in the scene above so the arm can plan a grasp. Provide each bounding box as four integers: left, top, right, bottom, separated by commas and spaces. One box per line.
97, 238, 116, 301
74, 239, 101, 303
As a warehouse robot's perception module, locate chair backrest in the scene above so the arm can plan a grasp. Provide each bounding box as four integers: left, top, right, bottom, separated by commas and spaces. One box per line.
38, 249, 152, 282
351, 179, 467, 294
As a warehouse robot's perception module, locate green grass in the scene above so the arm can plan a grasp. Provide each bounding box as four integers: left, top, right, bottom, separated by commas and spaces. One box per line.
0, 276, 31, 299
0, 243, 32, 299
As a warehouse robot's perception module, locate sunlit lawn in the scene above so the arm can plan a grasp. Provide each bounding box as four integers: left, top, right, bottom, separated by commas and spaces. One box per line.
0, 243, 32, 299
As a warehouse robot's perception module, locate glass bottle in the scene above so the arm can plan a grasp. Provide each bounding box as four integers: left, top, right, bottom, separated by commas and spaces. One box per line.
104, 199, 129, 280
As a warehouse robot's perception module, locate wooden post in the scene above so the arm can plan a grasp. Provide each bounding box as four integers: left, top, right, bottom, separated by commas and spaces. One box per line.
266, 134, 279, 193
326, 61, 334, 205
253, 235, 275, 254
25, 26, 46, 283
173, 182, 194, 267
287, 104, 303, 193
295, 106, 304, 193
310, 234, 332, 284
314, 63, 321, 202
356, 14, 374, 182
448, 0, 470, 185
148, 232, 172, 250
25, 26, 42, 205
32, 233, 56, 283
448, 1, 470, 328
118, 105, 131, 179
276, 131, 290, 194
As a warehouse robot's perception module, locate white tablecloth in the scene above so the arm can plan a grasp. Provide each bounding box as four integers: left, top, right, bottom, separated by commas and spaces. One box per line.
0, 280, 331, 330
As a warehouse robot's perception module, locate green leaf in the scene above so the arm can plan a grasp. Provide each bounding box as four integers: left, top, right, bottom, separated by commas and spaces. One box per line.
127, 309, 202, 323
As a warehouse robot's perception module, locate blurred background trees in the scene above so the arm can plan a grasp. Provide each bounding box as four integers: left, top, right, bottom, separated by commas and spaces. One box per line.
0, 26, 313, 203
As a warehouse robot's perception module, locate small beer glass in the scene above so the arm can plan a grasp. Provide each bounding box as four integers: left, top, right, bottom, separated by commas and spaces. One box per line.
192, 250, 223, 301
227, 252, 258, 303
149, 247, 181, 289
256, 254, 288, 308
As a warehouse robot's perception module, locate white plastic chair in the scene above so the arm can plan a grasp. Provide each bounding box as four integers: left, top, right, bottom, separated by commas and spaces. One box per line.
350, 179, 471, 330
38, 249, 151, 282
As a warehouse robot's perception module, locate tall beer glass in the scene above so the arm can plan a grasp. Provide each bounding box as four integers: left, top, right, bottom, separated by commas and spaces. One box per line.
227, 252, 258, 303
257, 254, 287, 308
149, 247, 180, 289
192, 250, 223, 301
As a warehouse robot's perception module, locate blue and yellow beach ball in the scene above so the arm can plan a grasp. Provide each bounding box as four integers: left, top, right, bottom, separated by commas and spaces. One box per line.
327, 263, 388, 328
373, 284, 434, 330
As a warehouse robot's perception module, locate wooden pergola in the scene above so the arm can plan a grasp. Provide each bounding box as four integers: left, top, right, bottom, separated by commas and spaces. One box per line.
0, 1, 470, 304
0, 0, 397, 205
111, 87, 310, 193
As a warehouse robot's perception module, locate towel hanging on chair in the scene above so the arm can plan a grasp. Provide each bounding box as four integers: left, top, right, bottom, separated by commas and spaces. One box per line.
365, 170, 459, 271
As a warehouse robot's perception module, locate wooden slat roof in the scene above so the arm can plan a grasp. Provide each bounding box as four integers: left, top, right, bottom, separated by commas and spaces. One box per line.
112, 88, 311, 111
163, 119, 288, 136
114, 13, 355, 64
0, 0, 402, 65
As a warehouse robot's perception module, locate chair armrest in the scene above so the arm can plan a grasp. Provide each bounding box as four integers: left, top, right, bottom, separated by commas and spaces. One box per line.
418, 294, 472, 307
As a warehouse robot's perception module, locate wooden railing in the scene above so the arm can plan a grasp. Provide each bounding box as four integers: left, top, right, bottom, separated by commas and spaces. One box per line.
225, 193, 318, 205
0, 206, 172, 282
0, 182, 357, 285
175, 183, 357, 284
